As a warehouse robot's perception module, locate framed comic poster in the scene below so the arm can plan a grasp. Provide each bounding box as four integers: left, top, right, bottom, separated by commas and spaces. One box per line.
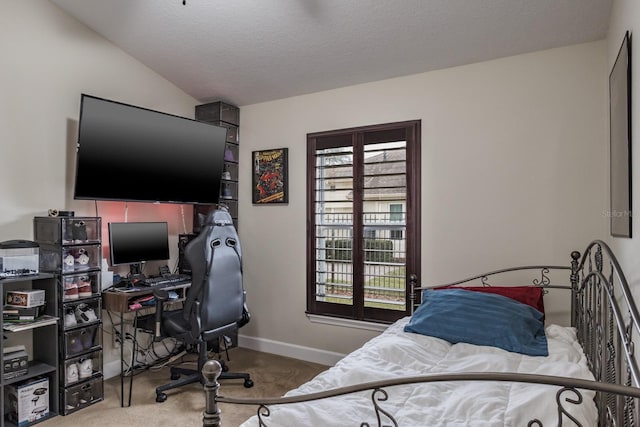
252, 148, 289, 204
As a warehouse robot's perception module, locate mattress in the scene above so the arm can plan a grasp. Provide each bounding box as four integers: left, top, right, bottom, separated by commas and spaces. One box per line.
239, 318, 597, 426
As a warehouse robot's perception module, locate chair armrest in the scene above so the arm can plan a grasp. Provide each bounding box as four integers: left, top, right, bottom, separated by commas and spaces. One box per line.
152, 288, 170, 342
237, 303, 250, 328
237, 290, 250, 327
189, 300, 202, 342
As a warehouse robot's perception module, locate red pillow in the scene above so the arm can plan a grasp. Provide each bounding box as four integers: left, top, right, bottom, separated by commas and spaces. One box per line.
435, 285, 545, 314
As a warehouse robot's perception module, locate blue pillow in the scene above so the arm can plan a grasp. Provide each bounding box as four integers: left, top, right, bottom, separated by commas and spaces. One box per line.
404, 288, 548, 356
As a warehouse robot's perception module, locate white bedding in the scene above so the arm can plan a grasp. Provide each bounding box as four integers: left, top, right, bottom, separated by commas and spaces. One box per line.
239, 318, 597, 426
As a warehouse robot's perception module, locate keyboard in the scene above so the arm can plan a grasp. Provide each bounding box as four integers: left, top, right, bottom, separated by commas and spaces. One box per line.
143, 274, 191, 287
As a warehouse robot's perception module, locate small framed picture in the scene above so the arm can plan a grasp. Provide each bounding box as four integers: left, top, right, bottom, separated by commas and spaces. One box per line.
252, 148, 288, 204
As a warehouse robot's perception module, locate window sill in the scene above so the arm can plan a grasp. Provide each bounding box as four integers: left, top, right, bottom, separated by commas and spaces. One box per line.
306, 314, 389, 332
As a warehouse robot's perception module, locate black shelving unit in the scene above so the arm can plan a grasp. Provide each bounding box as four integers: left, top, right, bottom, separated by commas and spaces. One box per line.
0, 273, 59, 427
194, 101, 240, 232
33, 217, 104, 416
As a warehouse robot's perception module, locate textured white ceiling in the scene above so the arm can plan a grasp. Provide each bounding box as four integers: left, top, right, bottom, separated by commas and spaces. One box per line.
50, 0, 612, 106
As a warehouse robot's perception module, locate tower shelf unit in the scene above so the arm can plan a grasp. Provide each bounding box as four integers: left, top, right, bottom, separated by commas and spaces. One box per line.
0, 273, 59, 427
194, 101, 240, 232
33, 216, 104, 416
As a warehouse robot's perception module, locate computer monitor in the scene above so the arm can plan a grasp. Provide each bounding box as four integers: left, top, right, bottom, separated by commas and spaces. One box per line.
108, 222, 170, 275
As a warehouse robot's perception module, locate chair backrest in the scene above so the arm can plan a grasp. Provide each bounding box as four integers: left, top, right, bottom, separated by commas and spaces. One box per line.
184, 208, 244, 341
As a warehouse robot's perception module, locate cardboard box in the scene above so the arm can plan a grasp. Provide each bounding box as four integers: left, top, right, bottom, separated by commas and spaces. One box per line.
6, 377, 49, 426
5, 290, 45, 308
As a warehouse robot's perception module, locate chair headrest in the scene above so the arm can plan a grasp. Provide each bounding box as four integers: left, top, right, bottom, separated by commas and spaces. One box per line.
204, 207, 234, 227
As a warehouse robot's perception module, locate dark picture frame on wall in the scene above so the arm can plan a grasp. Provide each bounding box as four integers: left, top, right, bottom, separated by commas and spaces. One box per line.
252, 148, 289, 204
609, 31, 632, 237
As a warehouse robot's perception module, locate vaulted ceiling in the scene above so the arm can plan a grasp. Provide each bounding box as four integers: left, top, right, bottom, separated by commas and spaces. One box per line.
51, 0, 612, 106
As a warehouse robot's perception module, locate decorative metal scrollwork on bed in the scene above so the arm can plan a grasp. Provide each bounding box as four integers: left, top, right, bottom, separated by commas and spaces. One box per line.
533, 267, 552, 288
257, 405, 270, 427
360, 388, 397, 427
200, 240, 640, 427
429, 265, 565, 292
528, 387, 585, 427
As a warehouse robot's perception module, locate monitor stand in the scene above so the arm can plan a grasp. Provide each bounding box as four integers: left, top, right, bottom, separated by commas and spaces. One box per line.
129, 263, 142, 277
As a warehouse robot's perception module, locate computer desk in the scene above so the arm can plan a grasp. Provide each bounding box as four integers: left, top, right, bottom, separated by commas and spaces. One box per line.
102, 281, 191, 407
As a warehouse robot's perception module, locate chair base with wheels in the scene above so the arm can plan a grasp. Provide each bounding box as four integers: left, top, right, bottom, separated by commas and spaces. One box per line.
153, 294, 254, 402
155, 337, 253, 403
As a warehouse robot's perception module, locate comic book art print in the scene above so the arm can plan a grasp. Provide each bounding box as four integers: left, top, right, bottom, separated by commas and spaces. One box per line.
252, 148, 288, 204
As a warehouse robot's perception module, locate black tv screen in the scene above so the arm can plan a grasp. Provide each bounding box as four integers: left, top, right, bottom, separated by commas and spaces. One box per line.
74, 94, 227, 204
109, 221, 170, 266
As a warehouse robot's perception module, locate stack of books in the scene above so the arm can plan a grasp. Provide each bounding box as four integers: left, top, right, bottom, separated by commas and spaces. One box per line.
2, 314, 57, 332
2, 290, 58, 332
3, 306, 43, 322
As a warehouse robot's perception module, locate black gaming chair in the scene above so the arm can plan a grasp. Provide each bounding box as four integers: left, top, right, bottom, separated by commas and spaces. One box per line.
153, 208, 253, 403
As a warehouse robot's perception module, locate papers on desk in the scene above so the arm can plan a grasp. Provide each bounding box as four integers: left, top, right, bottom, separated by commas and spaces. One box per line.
112, 287, 142, 293
103, 282, 189, 313
127, 291, 179, 310
3, 315, 58, 332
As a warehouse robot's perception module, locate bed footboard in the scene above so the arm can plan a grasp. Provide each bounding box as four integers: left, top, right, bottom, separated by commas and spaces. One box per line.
202, 358, 640, 427
202, 360, 222, 427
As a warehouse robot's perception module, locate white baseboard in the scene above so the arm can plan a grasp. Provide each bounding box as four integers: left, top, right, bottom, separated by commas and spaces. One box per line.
237, 334, 345, 367
104, 359, 122, 380
103, 335, 345, 380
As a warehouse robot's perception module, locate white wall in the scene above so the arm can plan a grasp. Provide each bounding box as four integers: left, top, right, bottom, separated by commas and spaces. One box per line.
0, 1, 197, 253
607, 1, 640, 301
238, 41, 608, 361
0, 2, 197, 371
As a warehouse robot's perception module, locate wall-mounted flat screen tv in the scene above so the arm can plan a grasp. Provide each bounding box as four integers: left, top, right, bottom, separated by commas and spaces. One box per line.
74, 94, 227, 204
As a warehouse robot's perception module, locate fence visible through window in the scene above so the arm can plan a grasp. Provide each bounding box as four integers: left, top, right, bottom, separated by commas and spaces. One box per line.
314, 141, 407, 311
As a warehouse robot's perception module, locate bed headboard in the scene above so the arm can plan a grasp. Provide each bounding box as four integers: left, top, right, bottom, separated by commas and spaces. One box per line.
409, 263, 574, 322
410, 240, 640, 426
572, 240, 640, 425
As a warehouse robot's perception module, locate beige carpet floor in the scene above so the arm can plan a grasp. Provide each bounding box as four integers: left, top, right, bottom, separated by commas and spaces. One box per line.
39, 348, 328, 427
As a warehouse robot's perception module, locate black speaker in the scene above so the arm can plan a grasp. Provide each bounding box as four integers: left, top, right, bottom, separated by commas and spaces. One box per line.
178, 233, 197, 274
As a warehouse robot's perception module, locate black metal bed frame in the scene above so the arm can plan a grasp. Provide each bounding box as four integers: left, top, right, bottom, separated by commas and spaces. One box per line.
199, 240, 640, 426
